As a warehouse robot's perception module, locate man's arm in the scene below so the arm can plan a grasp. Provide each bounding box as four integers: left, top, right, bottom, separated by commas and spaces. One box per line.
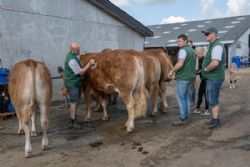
79, 63, 91, 75
69, 59, 94, 76
168, 49, 186, 78
170, 59, 185, 73
204, 60, 219, 72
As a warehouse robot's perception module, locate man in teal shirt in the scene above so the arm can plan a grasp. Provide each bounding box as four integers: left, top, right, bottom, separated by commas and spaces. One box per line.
201, 27, 225, 129
168, 34, 196, 126
64, 42, 95, 128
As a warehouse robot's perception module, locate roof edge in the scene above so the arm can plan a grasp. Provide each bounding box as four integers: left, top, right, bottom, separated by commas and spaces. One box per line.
87, 0, 153, 37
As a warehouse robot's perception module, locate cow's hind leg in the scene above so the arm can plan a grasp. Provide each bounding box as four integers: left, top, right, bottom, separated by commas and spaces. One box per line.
22, 115, 32, 158
18, 120, 24, 135
31, 111, 37, 136
16, 109, 24, 135
159, 82, 169, 113
150, 83, 160, 117
39, 104, 49, 150
84, 96, 92, 122
101, 95, 109, 121
121, 93, 135, 132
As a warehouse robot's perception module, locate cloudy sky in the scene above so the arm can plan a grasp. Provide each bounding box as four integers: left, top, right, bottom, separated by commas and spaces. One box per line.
110, 0, 250, 25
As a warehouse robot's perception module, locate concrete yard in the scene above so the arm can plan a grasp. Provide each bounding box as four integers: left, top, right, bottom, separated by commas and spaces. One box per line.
0, 68, 250, 167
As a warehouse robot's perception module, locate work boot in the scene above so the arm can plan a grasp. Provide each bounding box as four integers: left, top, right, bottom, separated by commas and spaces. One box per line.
68, 119, 82, 129
204, 119, 220, 129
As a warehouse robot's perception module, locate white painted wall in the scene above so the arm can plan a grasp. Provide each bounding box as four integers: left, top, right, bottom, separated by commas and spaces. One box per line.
0, 0, 145, 100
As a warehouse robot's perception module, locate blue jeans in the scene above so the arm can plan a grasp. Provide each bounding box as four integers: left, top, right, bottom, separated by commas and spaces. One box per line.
206, 80, 224, 108
176, 80, 192, 119
189, 82, 196, 104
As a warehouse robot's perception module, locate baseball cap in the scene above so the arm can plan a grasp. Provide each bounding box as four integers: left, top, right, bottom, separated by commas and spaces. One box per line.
201, 26, 218, 34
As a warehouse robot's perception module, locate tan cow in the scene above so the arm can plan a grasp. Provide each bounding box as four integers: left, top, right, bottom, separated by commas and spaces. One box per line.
80, 49, 173, 121
8, 60, 52, 158
80, 50, 147, 132
80, 52, 109, 122
143, 49, 173, 113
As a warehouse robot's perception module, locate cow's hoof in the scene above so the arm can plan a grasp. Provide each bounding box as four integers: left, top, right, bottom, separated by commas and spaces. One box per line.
42, 138, 48, 150
31, 132, 37, 137
42, 145, 48, 150
102, 116, 109, 121
18, 129, 24, 135
126, 127, 134, 133
126, 125, 134, 133
25, 151, 31, 158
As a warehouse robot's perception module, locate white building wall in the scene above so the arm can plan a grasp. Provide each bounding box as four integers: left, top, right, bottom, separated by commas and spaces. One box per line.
0, 0, 145, 100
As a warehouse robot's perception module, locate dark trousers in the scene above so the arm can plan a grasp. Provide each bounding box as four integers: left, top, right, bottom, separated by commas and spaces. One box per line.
196, 79, 209, 110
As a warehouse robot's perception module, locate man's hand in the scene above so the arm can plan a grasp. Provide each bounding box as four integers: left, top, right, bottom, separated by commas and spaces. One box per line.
168, 70, 174, 79
89, 59, 95, 65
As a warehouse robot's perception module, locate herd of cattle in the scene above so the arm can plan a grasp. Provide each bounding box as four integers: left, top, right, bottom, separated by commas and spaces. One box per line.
8, 48, 173, 157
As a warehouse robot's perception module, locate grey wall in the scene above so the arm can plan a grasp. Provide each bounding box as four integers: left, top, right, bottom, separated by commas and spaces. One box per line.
228, 28, 250, 66
0, 0, 145, 100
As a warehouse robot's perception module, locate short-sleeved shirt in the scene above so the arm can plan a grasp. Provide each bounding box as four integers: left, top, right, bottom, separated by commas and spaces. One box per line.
69, 58, 81, 75
211, 45, 223, 61
178, 49, 187, 60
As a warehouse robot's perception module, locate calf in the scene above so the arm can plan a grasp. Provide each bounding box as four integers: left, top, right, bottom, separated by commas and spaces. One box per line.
8, 60, 52, 158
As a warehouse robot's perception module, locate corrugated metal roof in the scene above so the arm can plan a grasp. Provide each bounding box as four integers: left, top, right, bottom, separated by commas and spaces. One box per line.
145, 15, 250, 48
87, 0, 153, 37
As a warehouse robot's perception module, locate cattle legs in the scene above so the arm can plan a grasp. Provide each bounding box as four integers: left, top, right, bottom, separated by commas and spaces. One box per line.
150, 83, 160, 116
39, 104, 49, 150
101, 96, 109, 120
159, 82, 169, 113
16, 110, 24, 135
21, 117, 32, 158
122, 94, 135, 132
31, 112, 37, 136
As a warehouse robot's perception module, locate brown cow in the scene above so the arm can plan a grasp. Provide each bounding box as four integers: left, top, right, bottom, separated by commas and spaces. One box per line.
80, 52, 110, 122
143, 49, 173, 113
8, 60, 52, 158
80, 50, 147, 132
137, 51, 161, 115
80, 49, 173, 121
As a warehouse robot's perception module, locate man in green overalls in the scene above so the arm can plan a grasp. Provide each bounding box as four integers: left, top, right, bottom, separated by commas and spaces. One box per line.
64, 42, 95, 128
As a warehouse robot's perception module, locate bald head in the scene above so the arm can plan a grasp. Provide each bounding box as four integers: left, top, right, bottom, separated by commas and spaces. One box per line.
70, 42, 80, 55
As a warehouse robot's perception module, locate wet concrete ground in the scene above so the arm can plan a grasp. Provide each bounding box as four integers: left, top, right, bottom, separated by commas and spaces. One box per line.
0, 68, 250, 167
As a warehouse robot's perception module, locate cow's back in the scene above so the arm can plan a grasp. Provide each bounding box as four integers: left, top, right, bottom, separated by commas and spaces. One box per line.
139, 52, 161, 89
35, 62, 52, 104
91, 50, 144, 93
9, 60, 52, 109
144, 49, 173, 82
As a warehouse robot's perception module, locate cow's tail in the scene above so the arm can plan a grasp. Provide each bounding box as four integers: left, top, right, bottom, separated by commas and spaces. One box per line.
133, 84, 147, 118
160, 51, 174, 82
133, 58, 147, 118
28, 60, 36, 118
161, 51, 174, 70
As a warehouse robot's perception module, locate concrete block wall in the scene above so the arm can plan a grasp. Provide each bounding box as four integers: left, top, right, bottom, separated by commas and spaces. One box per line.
0, 0, 145, 100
